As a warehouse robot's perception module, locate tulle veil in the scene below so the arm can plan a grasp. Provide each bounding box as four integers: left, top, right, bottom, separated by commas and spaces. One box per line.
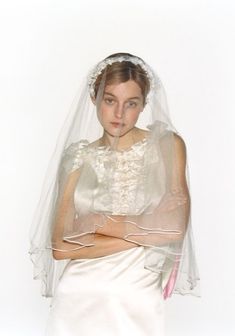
29, 53, 200, 299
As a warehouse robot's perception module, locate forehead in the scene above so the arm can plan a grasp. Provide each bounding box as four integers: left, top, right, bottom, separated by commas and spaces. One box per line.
104, 80, 143, 99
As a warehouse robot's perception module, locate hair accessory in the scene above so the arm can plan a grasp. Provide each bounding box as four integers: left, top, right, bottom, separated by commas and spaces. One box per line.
88, 55, 159, 98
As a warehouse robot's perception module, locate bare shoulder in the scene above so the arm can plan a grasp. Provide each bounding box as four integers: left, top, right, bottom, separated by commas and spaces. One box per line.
88, 138, 101, 148
173, 132, 186, 150
135, 127, 150, 140
171, 133, 188, 174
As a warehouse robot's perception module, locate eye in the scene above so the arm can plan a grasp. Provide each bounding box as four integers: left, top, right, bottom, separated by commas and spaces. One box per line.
104, 98, 115, 105
127, 101, 137, 108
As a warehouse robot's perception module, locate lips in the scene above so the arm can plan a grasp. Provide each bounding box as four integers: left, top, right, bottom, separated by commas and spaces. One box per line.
110, 122, 125, 128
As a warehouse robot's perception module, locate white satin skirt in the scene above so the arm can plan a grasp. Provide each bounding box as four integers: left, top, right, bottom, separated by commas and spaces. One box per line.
45, 246, 165, 336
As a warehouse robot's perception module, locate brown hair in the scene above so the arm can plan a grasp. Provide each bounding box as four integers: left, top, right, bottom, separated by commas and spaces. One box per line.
93, 52, 150, 105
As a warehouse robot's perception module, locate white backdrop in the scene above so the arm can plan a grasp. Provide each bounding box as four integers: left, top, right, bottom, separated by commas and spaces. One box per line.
0, 0, 234, 335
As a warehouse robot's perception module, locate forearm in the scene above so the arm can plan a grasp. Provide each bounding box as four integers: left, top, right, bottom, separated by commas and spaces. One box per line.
97, 219, 184, 246
96, 201, 190, 245
52, 233, 139, 260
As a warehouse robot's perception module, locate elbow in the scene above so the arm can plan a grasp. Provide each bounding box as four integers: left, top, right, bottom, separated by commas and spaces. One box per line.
171, 232, 184, 243
52, 249, 65, 260
171, 225, 187, 243
51, 238, 69, 260
52, 245, 71, 260
168, 226, 186, 243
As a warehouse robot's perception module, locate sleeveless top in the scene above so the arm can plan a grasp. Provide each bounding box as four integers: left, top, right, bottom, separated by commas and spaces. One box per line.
62, 137, 164, 216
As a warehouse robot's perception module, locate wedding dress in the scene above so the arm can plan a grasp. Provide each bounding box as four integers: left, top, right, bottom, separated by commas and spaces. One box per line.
45, 139, 166, 336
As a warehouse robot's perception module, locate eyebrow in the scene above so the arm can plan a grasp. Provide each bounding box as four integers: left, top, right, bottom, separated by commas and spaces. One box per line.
103, 92, 141, 100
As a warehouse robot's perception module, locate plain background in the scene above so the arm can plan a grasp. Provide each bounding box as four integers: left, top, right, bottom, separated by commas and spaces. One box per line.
0, 0, 234, 335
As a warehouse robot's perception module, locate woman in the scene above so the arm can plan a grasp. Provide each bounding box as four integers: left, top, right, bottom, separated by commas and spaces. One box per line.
29, 52, 200, 335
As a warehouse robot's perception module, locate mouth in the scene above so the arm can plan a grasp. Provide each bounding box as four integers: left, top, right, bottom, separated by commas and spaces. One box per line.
110, 122, 125, 128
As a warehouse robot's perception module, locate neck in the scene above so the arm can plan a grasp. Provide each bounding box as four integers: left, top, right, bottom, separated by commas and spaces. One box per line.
100, 127, 141, 150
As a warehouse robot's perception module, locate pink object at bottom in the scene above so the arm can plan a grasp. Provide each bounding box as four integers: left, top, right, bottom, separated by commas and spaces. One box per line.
163, 257, 180, 300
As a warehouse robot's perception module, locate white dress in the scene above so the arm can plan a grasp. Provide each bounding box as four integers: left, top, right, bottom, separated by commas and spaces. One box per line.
45, 139, 166, 336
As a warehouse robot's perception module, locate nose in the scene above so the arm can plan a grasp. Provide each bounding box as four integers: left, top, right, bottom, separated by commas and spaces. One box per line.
114, 104, 125, 119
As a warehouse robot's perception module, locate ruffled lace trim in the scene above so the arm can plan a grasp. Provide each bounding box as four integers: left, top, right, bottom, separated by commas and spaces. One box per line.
65, 138, 160, 215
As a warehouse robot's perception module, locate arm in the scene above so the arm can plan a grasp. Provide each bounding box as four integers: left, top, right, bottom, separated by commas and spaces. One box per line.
96, 134, 190, 245
52, 169, 139, 260
52, 233, 139, 260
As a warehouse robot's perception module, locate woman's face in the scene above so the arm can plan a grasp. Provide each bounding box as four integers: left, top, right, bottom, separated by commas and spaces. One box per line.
96, 80, 144, 138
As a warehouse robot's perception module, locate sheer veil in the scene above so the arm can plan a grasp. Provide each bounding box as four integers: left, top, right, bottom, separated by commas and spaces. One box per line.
29, 53, 200, 299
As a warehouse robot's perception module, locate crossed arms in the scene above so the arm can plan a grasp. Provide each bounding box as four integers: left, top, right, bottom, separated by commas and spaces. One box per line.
52, 134, 190, 260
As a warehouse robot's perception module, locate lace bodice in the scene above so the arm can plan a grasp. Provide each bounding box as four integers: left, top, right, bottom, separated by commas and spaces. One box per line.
62, 138, 163, 216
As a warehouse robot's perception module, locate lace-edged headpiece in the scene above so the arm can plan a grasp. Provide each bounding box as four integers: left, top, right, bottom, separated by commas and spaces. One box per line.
88, 55, 159, 98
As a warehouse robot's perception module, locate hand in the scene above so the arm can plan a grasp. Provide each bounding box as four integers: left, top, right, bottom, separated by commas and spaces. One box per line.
106, 215, 126, 222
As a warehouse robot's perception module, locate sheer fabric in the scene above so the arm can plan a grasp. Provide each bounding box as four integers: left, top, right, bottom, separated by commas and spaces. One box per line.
29, 54, 200, 299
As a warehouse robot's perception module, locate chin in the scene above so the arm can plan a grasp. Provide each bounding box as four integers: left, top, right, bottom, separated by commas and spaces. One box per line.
112, 129, 134, 138
104, 123, 136, 138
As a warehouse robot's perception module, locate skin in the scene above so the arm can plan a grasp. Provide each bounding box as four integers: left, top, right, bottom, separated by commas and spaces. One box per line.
52, 80, 190, 260
95, 80, 145, 149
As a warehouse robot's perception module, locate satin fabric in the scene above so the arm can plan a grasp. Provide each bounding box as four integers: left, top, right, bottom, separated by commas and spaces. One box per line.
46, 246, 165, 336
69, 137, 163, 217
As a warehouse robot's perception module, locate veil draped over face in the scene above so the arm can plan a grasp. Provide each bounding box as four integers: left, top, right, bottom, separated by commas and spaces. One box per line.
29, 54, 200, 299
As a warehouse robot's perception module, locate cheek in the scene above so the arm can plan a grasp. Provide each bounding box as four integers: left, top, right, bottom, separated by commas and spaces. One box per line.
126, 110, 141, 123
97, 104, 110, 120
